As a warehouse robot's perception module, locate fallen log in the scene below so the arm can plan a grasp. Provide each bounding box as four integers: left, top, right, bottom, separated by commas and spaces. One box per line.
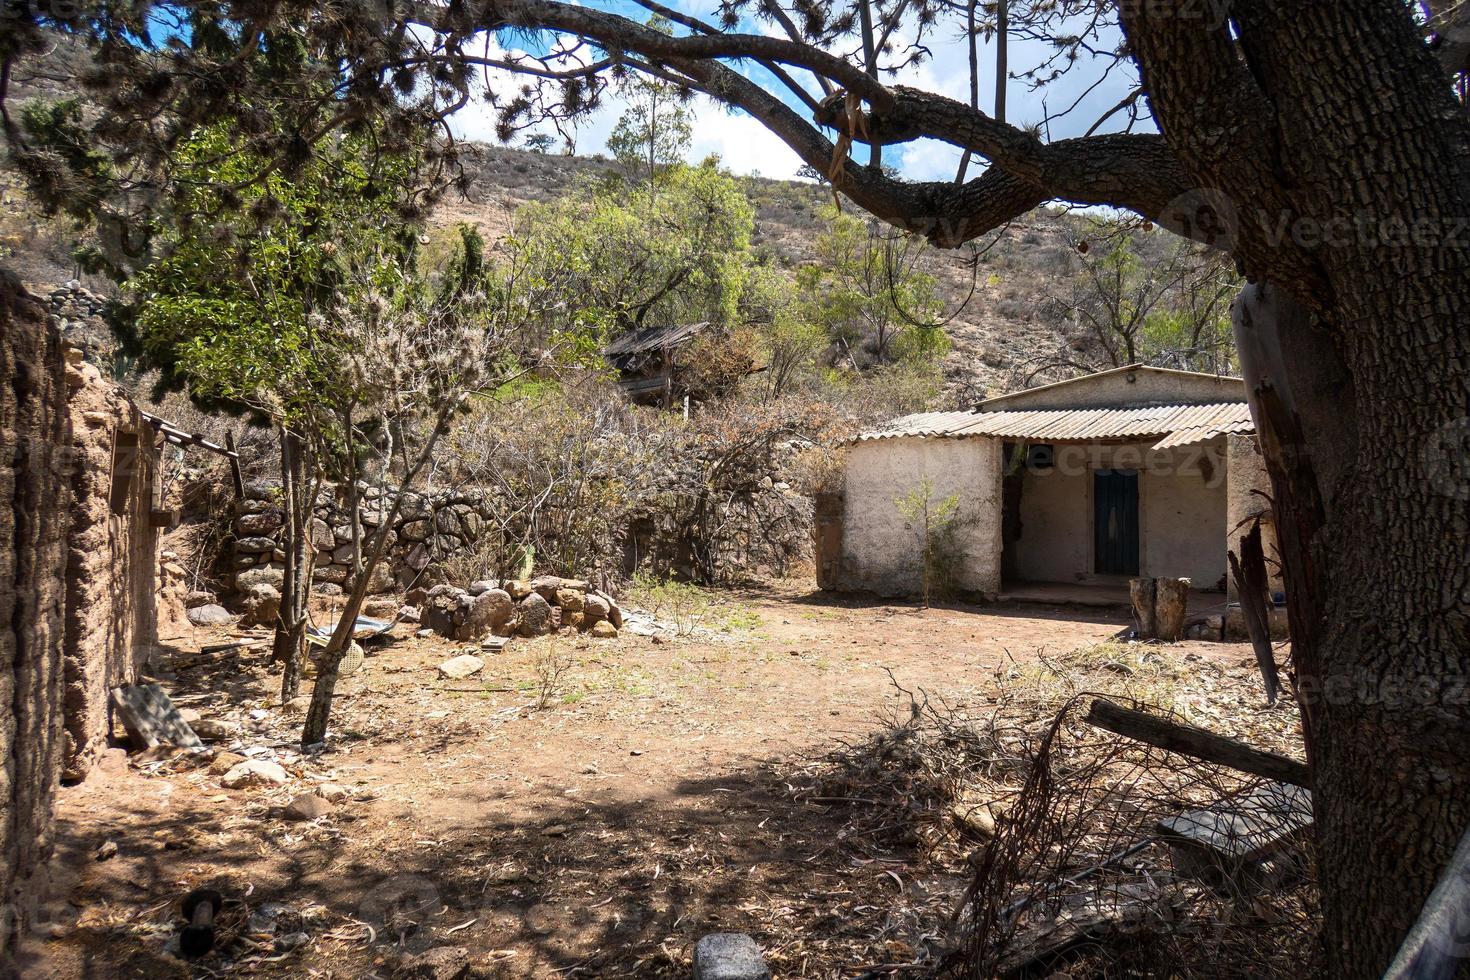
1084, 698, 1310, 787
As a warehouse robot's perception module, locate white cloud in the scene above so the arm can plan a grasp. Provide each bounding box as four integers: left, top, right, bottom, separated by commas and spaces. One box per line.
687, 99, 806, 179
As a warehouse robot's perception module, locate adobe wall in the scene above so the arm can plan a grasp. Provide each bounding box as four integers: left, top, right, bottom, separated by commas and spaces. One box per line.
837, 435, 1003, 596
0, 275, 160, 965
60, 351, 158, 782
0, 273, 70, 961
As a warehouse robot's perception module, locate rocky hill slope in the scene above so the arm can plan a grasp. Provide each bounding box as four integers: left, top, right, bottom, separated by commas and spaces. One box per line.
2, 37, 1087, 402
441, 143, 1086, 401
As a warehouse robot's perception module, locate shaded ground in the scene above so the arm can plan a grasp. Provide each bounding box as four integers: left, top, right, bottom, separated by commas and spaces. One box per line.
20, 580, 1265, 978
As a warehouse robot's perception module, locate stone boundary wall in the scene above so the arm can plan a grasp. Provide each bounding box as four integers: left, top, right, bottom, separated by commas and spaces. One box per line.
224, 450, 814, 603
228, 485, 511, 605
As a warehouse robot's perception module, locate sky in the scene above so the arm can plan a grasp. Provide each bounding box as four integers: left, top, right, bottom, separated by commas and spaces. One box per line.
444, 0, 1146, 183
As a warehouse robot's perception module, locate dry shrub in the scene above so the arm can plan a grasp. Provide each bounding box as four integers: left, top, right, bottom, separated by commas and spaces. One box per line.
788, 646, 1318, 979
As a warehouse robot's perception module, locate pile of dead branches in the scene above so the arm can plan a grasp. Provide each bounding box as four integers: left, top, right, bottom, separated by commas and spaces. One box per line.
787, 644, 1320, 979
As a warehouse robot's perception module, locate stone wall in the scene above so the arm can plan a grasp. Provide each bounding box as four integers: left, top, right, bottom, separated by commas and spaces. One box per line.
223, 440, 814, 600
0, 272, 71, 962
228, 485, 508, 604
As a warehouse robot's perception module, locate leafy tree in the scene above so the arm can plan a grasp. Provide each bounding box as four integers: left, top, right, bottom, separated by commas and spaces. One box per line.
1023, 222, 1240, 382
298, 228, 526, 746
605, 18, 694, 183
127, 120, 426, 703
505, 160, 753, 335
797, 206, 948, 369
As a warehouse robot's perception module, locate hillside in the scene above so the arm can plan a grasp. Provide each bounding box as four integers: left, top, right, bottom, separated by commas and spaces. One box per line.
1, 36, 1088, 403
439, 143, 1085, 402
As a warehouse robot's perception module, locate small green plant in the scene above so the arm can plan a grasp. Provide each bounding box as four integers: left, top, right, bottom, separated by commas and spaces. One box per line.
629, 572, 712, 635
895, 477, 966, 607
532, 642, 577, 710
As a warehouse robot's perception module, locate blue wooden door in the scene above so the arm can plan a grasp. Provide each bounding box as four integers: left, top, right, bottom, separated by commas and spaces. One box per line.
1094, 469, 1140, 575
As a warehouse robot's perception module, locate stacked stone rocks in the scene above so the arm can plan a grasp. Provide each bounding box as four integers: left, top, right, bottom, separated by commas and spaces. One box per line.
226, 482, 507, 603
412, 577, 624, 642
622, 437, 814, 583
222, 434, 815, 599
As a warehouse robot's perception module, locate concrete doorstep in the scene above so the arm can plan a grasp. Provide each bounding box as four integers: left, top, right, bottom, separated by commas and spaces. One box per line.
693, 933, 771, 980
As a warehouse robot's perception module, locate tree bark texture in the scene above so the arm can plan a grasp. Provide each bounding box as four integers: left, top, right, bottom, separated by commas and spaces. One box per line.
1109, 2, 1470, 970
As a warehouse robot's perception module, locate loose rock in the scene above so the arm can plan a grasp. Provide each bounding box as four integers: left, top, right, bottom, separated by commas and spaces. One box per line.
591, 620, 618, 640
517, 593, 553, 637
528, 575, 563, 601
238, 583, 281, 628
187, 604, 234, 627
466, 588, 514, 637
220, 759, 288, 789
582, 594, 610, 623
209, 751, 247, 774
192, 718, 232, 742
283, 793, 333, 821
693, 933, 771, 980
437, 654, 485, 679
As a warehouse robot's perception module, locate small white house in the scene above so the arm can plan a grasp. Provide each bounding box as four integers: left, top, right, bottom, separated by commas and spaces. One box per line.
817, 365, 1277, 600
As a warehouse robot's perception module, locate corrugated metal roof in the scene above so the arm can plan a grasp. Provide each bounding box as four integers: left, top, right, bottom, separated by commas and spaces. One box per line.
855, 402, 1255, 449
604, 322, 711, 358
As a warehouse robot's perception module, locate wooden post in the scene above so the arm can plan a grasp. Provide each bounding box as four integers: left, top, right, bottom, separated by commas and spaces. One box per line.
1230, 522, 1282, 704
224, 430, 245, 499
1130, 577, 1157, 638
1155, 577, 1191, 641
1084, 698, 1311, 787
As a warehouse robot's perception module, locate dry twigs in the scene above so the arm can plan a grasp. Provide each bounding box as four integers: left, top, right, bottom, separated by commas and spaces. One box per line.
785, 643, 1318, 979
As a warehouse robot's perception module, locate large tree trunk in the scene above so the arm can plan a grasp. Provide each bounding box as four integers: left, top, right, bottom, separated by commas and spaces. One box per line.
1235, 282, 1470, 975
1116, 2, 1470, 972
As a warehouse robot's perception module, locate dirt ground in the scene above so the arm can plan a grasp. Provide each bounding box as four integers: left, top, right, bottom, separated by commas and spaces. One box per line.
19, 580, 1265, 979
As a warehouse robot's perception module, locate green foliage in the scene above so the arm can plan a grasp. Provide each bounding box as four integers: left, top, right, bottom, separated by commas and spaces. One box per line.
798, 206, 949, 369
605, 17, 694, 182
629, 572, 712, 634
16, 99, 113, 223
126, 121, 418, 418
895, 477, 967, 606
504, 160, 754, 335
1059, 219, 1240, 374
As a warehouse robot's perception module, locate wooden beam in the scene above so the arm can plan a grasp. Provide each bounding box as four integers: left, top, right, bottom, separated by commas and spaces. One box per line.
1084, 698, 1311, 787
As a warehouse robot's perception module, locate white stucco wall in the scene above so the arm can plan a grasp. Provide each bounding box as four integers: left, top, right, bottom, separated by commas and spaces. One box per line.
840, 436, 1003, 596
1009, 441, 1228, 587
